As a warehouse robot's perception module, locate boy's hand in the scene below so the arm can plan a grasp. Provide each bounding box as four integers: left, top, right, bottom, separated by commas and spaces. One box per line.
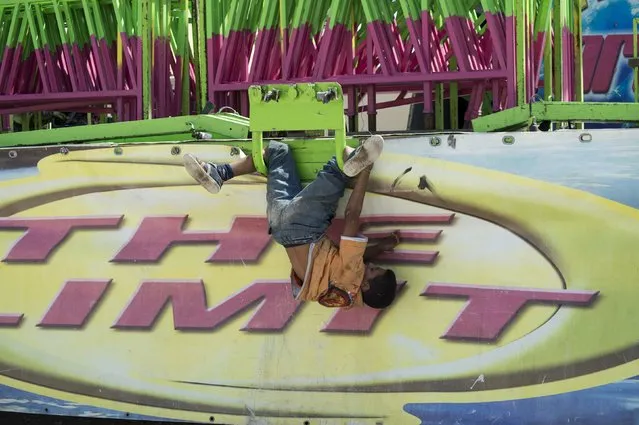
363, 231, 400, 262
377, 231, 401, 251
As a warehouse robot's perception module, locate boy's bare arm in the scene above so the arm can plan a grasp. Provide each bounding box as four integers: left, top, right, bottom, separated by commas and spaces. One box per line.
342, 166, 372, 237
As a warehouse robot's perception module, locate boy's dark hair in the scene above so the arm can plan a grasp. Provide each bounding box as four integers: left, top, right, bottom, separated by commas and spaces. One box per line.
362, 269, 397, 309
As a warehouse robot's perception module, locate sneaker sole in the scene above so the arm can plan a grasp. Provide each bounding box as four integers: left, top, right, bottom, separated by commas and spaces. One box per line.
343, 135, 384, 177
183, 154, 221, 194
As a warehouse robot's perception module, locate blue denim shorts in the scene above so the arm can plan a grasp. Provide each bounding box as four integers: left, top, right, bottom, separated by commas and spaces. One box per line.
265, 141, 348, 247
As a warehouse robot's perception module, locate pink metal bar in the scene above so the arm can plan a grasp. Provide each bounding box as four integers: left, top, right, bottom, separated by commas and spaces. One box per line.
0, 46, 18, 93
484, 13, 507, 70
42, 45, 60, 92
505, 15, 517, 107
0, 90, 137, 106
313, 21, 335, 79
211, 69, 507, 92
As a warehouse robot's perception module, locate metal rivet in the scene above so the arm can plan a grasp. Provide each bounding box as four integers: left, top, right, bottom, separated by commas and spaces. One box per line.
429, 136, 441, 147
230, 146, 241, 156
502, 135, 515, 145
579, 133, 592, 143
171, 146, 181, 155
60, 147, 69, 155
114, 147, 123, 155
447, 134, 456, 149
8, 150, 17, 159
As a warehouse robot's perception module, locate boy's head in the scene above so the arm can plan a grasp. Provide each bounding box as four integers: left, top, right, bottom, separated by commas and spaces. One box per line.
361, 262, 397, 309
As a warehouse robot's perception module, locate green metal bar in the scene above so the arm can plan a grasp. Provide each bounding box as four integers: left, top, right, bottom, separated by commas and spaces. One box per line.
17, 9, 30, 58
0, 113, 249, 148
205, 0, 214, 38
33, 4, 50, 48
0, 6, 10, 54
123, 0, 135, 36
24, 4, 41, 50
435, 83, 444, 130
449, 57, 458, 129
544, 9, 553, 104
162, 0, 169, 39
72, 7, 89, 50
102, 2, 118, 45
61, 1, 77, 45
80, 0, 97, 37
91, 0, 107, 40
140, 0, 150, 119
256, 0, 279, 30
175, 0, 190, 115
112, 0, 124, 34
3, 7, 20, 49
52, 0, 69, 47
534, 0, 553, 35
247, 1, 264, 32
46, 12, 63, 57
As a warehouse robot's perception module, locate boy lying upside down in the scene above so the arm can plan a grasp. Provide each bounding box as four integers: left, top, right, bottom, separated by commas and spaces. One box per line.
183, 135, 399, 309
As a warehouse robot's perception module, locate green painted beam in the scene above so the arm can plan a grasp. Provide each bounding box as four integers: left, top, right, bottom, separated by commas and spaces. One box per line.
472, 102, 639, 132
0, 114, 250, 148
471, 104, 532, 132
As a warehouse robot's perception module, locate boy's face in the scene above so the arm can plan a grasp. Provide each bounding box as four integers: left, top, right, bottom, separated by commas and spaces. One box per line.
361, 263, 386, 291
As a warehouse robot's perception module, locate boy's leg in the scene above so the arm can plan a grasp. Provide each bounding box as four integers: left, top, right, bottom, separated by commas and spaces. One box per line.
280, 135, 384, 242
343, 134, 384, 177
263, 141, 303, 226
281, 157, 347, 242
183, 142, 303, 241
184, 145, 283, 194
183, 153, 243, 194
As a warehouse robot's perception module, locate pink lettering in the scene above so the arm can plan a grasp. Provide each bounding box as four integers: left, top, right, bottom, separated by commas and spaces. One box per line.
366, 230, 441, 263
38, 279, 111, 328
422, 283, 599, 341
360, 215, 455, 225
0, 216, 122, 262
328, 214, 453, 264
111, 216, 271, 263
113, 280, 300, 331
588, 34, 634, 94
582, 35, 603, 93
322, 282, 406, 333
365, 230, 442, 242
0, 314, 23, 327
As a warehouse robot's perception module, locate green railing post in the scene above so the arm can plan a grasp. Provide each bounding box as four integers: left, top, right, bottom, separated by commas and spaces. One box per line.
195, 0, 207, 113
141, 0, 151, 119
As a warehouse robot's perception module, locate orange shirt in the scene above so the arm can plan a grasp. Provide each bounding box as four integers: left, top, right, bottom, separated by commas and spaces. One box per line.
289, 235, 368, 308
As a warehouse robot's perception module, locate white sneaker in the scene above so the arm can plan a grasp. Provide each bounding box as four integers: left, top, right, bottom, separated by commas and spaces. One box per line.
183, 153, 223, 194
343, 135, 384, 177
